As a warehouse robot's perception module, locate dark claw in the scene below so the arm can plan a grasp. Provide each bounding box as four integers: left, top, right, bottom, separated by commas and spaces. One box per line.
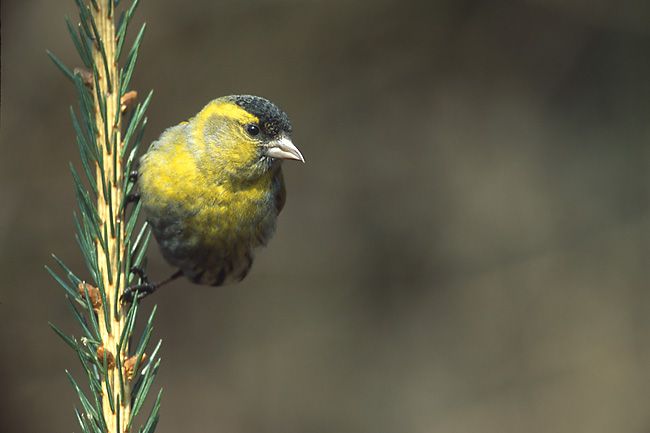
122, 189, 140, 215
121, 269, 183, 303
123, 171, 140, 212
125, 192, 140, 205
130, 266, 149, 283
128, 170, 139, 183
121, 282, 157, 303
121, 266, 153, 303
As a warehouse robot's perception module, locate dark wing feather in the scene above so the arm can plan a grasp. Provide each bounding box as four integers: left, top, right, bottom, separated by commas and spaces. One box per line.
273, 169, 287, 214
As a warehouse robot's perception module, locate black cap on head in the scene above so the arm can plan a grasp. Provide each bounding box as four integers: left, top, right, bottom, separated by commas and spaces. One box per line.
230, 95, 292, 138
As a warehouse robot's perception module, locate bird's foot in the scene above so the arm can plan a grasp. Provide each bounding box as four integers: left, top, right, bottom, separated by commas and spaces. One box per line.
121, 268, 183, 303
121, 281, 158, 303
121, 266, 154, 303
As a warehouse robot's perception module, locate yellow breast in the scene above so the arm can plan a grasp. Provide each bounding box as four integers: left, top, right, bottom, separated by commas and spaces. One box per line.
139, 123, 274, 246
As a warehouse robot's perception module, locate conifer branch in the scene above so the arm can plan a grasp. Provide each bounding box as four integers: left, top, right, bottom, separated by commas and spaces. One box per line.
48, 1, 160, 432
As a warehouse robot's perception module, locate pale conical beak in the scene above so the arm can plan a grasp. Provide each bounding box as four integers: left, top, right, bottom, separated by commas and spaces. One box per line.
265, 136, 305, 162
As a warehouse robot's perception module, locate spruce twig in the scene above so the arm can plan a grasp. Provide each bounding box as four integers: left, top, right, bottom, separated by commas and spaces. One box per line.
47, 1, 161, 432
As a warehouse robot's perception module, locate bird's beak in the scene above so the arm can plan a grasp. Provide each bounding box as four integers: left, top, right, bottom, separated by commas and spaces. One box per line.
265, 136, 305, 162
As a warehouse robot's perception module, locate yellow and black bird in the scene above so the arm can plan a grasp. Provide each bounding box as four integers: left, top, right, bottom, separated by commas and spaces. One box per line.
125, 95, 303, 299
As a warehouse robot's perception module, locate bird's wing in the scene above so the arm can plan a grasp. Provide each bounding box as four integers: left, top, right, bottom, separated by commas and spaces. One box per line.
273, 169, 287, 214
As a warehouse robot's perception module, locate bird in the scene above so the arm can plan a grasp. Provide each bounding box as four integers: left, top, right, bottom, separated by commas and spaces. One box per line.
123, 95, 303, 300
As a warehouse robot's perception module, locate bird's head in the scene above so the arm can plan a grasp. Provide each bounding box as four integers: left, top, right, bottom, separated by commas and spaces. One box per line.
190, 95, 303, 182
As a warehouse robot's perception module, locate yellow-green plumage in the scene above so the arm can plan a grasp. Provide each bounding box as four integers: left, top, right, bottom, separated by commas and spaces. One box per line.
138, 95, 299, 286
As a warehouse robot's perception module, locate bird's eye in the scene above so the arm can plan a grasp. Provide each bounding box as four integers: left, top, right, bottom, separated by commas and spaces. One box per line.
245, 124, 260, 136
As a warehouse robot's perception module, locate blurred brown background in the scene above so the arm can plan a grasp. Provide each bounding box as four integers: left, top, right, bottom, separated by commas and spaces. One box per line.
1, 1, 649, 432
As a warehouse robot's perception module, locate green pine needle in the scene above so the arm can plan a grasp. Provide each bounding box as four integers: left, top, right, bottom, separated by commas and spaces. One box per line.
65, 297, 98, 342
51, 253, 82, 287
129, 358, 160, 428
65, 370, 102, 426
130, 221, 150, 256
118, 300, 139, 351
77, 350, 104, 395
141, 388, 163, 433
120, 23, 146, 96
115, 0, 141, 60
69, 107, 97, 161
49, 322, 79, 351
75, 0, 94, 42
65, 16, 93, 68
70, 163, 98, 218
45, 265, 82, 302
133, 305, 156, 370
131, 228, 151, 270
124, 200, 143, 242
46, 50, 75, 82
122, 90, 153, 156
